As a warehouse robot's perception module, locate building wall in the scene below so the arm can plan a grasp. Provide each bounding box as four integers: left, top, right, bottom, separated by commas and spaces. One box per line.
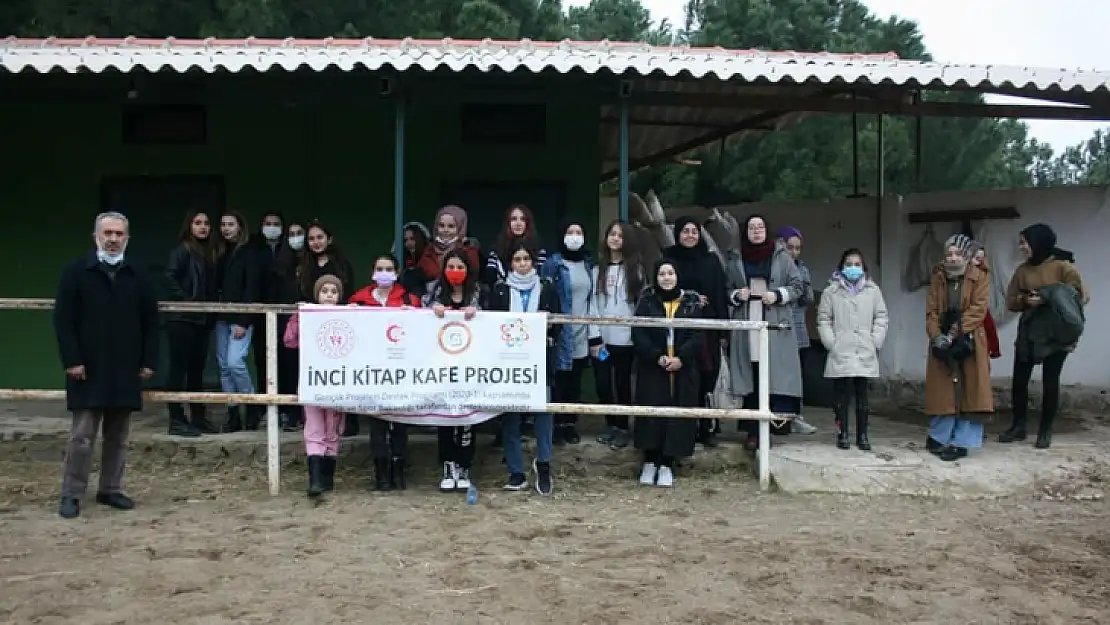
0, 71, 601, 389
666, 185, 1109, 391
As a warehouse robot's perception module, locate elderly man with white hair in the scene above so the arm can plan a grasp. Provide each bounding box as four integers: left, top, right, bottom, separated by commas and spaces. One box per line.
53, 211, 159, 519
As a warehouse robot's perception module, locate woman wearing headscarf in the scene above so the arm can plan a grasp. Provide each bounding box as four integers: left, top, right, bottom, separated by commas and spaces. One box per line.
664, 216, 729, 447
540, 217, 595, 445
924, 234, 993, 461
999, 223, 1089, 449
724, 215, 804, 451
632, 258, 703, 487
776, 225, 818, 436
417, 205, 481, 286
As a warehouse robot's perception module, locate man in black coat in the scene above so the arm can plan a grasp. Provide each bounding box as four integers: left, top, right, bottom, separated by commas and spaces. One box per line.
53, 211, 159, 519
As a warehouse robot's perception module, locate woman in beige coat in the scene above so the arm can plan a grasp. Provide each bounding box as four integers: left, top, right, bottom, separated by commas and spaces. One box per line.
816, 249, 888, 451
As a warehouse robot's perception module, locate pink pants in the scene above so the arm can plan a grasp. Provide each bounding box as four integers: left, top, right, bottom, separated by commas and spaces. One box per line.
304, 407, 344, 456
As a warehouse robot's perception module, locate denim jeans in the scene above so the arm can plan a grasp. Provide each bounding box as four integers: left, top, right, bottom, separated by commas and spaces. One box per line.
215, 321, 255, 405
502, 387, 553, 475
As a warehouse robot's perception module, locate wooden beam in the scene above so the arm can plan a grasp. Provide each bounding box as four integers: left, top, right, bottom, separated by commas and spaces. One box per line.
599, 116, 755, 130
907, 207, 1020, 224
599, 108, 793, 180
626, 92, 1110, 121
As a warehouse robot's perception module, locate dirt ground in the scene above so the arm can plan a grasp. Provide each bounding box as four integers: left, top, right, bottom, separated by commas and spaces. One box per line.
1, 432, 1108, 625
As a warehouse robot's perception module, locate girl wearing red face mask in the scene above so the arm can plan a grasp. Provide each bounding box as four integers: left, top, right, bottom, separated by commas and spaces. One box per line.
423, 250, 482, 494
348, 254, 420, 491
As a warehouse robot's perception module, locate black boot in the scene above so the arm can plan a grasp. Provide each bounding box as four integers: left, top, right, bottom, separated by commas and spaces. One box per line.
168, 403, 201, 437
191, 405, 218, 434
998, 410, 1027, 443
374, 458, 392, 491
925, 436, 944, 454
697, 419, 719, 448
222, 406, 243, 433
834, 406, 850, 450
244, 405, 262, 431
306, 456, 325, 498
856, 408, 871, 451
341, 413, 359, 437
390, 457, 406, 490
321, 457, 336, 491
1035, 407, 1057, 449
939, 445, 968, 462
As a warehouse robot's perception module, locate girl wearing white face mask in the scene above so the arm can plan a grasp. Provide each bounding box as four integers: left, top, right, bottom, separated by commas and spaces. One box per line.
348, 254, 421, 490
540, 218, 595, 445
816, 248, 888, 451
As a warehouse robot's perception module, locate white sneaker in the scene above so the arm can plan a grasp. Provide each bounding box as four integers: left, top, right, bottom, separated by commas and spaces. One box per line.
639, 462, 657, 485
439, 461, 457, 492
792, 417, 817, 435
656, 465, 674, 487
455, 467, 472, 491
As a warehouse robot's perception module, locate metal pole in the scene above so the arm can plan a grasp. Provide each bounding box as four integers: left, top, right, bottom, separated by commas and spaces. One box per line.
851, 111, 860, 196
265, 310, 280, 496
757, 324, 771, 491
393, 92, 406, 261
618, 96, 630, 221
877, 114, 885, 267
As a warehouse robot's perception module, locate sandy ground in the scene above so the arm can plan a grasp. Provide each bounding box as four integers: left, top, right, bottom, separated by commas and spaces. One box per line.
1, 428, 1109, 625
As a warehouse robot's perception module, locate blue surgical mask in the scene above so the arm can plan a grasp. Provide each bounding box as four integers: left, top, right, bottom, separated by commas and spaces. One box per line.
841, 266, 864, 282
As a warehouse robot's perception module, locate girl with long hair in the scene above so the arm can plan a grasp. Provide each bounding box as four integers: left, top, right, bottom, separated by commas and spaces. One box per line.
296, 220, 358, 435
214, 210, 260, 433
483, 204, 547, 288
486, 241, 561, 495
164, 209, 219, 437
348, 254, 421, 490
396, 221, 431, 297
423, 250, 482, 493
588, 219, 644, 449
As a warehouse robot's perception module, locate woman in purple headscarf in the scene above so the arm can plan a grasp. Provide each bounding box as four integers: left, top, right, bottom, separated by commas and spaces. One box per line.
777, 226, 817, 435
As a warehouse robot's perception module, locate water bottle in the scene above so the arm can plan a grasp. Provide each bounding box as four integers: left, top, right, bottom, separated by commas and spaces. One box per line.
466, 483, 479, 505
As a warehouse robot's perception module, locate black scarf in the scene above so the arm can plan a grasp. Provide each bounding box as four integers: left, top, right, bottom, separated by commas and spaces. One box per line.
1021, 223, 1074, 265
653, 258, 682, 302
558, 217, 587, 262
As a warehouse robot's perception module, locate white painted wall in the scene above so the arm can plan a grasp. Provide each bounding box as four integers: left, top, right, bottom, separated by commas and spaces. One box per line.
665, 185, 1110, 389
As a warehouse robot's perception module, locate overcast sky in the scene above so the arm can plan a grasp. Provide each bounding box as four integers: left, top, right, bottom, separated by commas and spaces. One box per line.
568, 0, 1110, 152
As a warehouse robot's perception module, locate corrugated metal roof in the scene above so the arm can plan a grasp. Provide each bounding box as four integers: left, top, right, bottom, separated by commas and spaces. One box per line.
3, 37, 1110, 94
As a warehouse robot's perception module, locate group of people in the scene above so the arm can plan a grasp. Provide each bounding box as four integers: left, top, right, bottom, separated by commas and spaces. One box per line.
52, 206, 1087, 518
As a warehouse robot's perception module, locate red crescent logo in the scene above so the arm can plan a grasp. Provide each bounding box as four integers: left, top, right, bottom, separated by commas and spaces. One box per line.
386, 324, 403, 343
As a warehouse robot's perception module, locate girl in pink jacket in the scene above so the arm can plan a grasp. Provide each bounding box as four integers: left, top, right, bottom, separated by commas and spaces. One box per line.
284, 274, 344, 498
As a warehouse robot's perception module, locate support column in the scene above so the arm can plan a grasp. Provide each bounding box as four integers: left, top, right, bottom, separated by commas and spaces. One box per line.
618, 93, 630, 222
393, 91, 406, 259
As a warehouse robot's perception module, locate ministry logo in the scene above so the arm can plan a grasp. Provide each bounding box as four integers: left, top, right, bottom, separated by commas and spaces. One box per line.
316, 318, 356, 359
437, 321, 472, 355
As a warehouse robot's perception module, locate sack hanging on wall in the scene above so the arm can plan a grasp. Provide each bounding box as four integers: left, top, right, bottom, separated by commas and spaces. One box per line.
902, 223, 944, 292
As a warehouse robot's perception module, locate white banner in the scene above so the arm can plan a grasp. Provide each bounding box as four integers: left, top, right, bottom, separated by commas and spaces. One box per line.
297, 305, 548, 426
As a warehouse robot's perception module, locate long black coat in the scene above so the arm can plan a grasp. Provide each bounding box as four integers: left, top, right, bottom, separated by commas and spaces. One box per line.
632, 289, 703, 458
53, 254, 160, 411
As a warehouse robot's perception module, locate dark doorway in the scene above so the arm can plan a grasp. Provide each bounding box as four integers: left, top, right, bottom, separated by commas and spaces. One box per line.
439, 181, 568, 253
100, 175, 226, 389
